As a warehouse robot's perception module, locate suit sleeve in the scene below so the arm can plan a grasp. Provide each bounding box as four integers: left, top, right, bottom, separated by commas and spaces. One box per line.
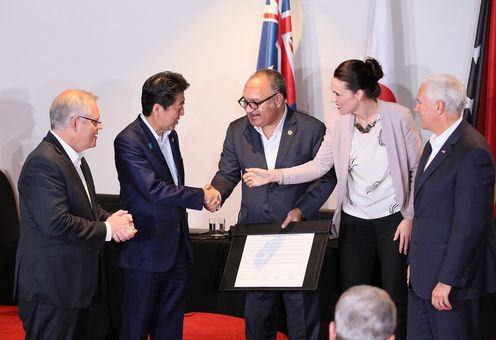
210, 124, 242, 203
19, 156, 106, 249
294, 124, 337, 218
401, 111, 422, 220
438, 147, 495, 287
280, 128, 335, 185
114, 133, 204, 210
95, 203, 110, 222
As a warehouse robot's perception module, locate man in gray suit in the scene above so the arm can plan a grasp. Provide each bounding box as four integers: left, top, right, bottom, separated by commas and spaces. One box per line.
209, 69, 335, 340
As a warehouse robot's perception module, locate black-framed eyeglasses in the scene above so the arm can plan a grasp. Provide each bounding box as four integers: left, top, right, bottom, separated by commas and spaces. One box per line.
76, 116, 102, 127
238, 93, 278, 110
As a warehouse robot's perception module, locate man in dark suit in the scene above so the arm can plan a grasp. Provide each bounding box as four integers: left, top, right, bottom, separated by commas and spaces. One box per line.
15, 89, 137, 340
209, 69, 335, 340
114, 71, 219, 340
407, 74, 496, 339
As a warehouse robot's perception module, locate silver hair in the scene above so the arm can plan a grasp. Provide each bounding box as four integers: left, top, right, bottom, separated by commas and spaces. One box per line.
49, 89, 98, 129
335, 285, 397, 340
422, 74, 466, 114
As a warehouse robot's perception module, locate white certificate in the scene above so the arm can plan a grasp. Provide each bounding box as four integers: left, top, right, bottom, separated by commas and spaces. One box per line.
234, 233, 315, 288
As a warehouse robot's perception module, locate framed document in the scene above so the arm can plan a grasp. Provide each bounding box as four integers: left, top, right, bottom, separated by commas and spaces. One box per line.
220, 220, 330, 291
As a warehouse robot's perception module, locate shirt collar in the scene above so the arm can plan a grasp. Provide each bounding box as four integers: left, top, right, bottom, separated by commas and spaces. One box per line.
429, 114, 463, 149
254, 105, 287, 139
140, 113, 171, 144
50, 130, 82, 166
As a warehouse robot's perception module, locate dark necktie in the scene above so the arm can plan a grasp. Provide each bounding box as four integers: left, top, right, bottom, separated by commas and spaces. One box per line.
421, 142, 432, 172
78, 157, 94, 209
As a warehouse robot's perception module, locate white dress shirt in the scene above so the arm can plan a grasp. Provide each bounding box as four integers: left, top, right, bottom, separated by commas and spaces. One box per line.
424, 115, 463, 170
140, 114, 179, 185
254, 107, 287, 170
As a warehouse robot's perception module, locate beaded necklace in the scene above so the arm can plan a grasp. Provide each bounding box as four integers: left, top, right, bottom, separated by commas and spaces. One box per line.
354, 114, 380, 133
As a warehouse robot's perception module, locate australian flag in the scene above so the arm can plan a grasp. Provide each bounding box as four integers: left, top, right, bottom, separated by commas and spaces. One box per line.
257, 0, 297, 109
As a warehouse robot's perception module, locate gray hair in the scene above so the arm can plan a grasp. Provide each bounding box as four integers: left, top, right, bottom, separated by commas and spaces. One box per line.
49, 89, 98, 129
335, 285, 396, 340
422, 74, 466, 114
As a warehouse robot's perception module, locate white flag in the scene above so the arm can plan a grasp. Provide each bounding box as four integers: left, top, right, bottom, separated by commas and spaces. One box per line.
366, 0, 397, 102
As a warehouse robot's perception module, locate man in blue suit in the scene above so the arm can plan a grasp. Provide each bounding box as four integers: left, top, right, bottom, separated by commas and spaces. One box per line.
114, 72, 219, 340
407, 74, 496, 339
209, 69, 336, 340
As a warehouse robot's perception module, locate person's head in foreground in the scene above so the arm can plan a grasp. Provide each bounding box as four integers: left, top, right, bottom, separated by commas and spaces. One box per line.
330, 285, 397, 340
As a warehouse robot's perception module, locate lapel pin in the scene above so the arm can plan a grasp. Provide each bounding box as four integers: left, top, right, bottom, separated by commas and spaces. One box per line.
171, 137, 175, 143
287, 130, 293, 136
148, 143, 153, 150
441, 150, 446, 154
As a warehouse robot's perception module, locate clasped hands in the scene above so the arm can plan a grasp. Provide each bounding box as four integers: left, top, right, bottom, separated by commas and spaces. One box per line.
203, 184, 221, 212
107, 210, 137, 242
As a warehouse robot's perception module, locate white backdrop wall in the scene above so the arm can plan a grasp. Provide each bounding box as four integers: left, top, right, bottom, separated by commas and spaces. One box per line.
0, 0, 480, 229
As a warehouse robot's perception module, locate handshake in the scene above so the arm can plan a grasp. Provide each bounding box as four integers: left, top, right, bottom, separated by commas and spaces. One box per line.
106, 210, 138, 242
203, 184, 221, 212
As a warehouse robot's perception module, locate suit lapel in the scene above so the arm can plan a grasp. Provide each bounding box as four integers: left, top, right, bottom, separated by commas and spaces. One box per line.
415, 121, 465, 195
169, 130, 184, 185
414, 142, 432, 195
243, 122, 268, 169
44, 132, 81, 185
136, 117, 175, 183
275, 108, 296, 169
44, 132, 94, 215
80, 157, 98, 218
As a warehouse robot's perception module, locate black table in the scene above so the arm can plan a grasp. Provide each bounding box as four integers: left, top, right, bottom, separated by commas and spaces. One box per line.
186, 235, 245, 317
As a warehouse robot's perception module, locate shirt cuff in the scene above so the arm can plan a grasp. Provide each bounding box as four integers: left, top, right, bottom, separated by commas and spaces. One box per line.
105, 221, 112, 241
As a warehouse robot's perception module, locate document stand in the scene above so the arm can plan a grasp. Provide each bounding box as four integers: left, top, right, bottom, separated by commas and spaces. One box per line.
220, 220, 331, 291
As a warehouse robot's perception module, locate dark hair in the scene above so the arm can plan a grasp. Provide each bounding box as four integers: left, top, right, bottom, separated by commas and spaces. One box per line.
333, 57, 384, 100
141, 71, 190, 116
251, 68, 287, 99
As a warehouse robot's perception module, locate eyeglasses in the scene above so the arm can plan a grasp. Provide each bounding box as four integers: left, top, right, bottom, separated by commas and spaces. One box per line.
238, 93, 278, 110
76, 116, 102, 127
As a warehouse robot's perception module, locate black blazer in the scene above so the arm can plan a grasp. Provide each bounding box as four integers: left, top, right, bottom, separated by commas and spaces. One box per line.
14, 132, 109, 308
